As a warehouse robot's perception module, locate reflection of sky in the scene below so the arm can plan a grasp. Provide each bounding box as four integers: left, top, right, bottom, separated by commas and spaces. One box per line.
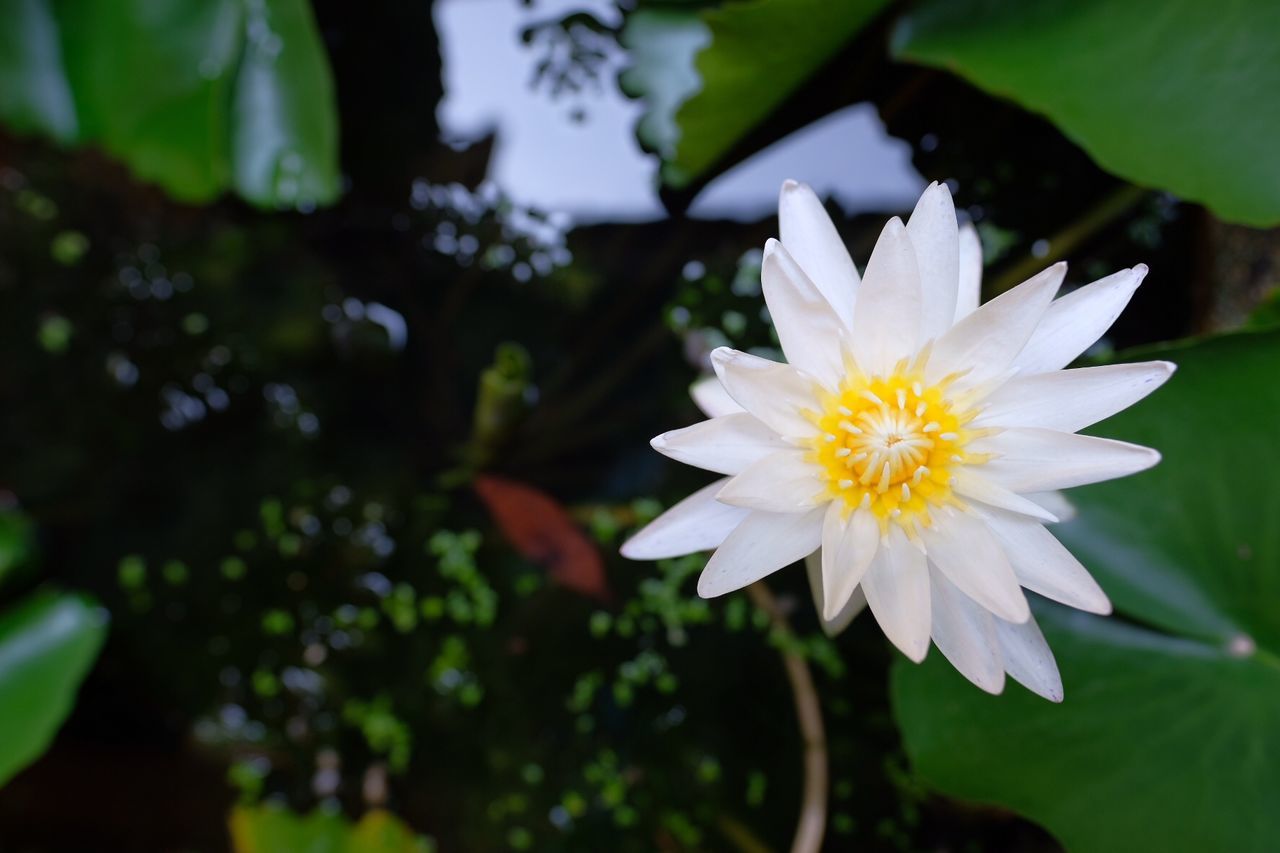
434, 0, 925, 225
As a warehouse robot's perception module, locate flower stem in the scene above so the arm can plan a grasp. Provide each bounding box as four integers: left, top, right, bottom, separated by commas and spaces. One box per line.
747, 581, 828, 853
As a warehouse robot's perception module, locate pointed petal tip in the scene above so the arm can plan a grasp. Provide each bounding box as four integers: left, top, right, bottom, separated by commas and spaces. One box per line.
763, 236, 782, 256
618, 538, 643, 561
1068, 586, 1113, 616
1132, 262, 1149, 280
921, 179, 951, 200
649, 433, 668, 451
974, 670, 1007, 696
778, 180, 817, 208
1006, 599, 1033, 624
903, 641, 929, 664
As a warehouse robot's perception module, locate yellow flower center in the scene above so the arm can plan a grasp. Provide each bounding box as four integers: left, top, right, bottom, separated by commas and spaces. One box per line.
808, 363, 982, 535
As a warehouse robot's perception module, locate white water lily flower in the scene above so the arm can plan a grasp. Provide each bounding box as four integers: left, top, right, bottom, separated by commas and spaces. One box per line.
622, 180, 1175, 701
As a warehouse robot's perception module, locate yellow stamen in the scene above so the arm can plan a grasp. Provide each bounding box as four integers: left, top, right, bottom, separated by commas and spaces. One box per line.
808, 367, 979, 531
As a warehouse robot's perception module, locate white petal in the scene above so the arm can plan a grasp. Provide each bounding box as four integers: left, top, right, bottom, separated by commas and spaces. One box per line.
929, 566, 1005, 694
621, 478, 748, 560
995, 614, 1063, 702
689, 375, 743, 418
923, 510, 1030, 623
1025, 491, 1076, 523
975, 361, 1175, 433
972, 428, 1161, 492
951, 469, 1059, 522
861, 527, 931, 662
954, 222, 982, 321
651, 413, 789, 476
710, 347, 821, 439
819, 503, 878, 621
1015, 265, 1147, 373
805, 550, 867, 637
851, 217, 921, 377
983, 510, 1111, 614
717, 450, 823, 512
761, 239, 848, 388
697, 508, 824, 597
927, 262, 1064, 387
778, 180, 859, 330
906, 183, 960, 341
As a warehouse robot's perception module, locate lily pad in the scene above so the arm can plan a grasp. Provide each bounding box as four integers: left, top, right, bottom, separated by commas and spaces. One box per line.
892, 330, 1280, 851
893, 0, 1280, 226
0, 592, 107, 786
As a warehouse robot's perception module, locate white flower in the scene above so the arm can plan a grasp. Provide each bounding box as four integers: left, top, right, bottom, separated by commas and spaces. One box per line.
622, 180, 1174, 701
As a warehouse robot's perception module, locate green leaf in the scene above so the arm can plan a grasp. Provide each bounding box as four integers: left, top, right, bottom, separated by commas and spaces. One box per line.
229, 805, 432, 853
1056, 332, 1280, 649
634, 0, 891, 189
892, 330, 1280, 852
893, 607, 1280, 853
231, 0, 341, 208
57, 0, 244, 203
893, 0, 1280, 226
0, 0, 340, 209
0, 592, 107, 786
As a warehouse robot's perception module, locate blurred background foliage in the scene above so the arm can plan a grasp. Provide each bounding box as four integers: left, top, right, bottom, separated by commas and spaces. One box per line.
0, 0, 1276, 850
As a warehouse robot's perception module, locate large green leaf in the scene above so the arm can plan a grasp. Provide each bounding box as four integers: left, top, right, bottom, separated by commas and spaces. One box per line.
627, 0, 891, 189
0, 0, 339, 209
894, 607, 1280, 853
0, 592, 107, 786
893, 0, 1280, 227
892, 330, 1280, 852
57, 0, 244, 203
